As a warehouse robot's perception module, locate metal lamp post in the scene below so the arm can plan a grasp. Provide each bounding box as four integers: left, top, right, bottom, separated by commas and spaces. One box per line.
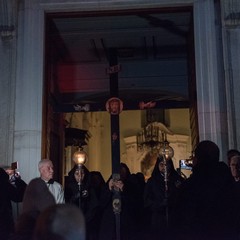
73, 146, 87, 208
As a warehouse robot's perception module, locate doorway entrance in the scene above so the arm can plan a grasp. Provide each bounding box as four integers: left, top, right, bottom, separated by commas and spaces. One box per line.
43, 7, 198, 182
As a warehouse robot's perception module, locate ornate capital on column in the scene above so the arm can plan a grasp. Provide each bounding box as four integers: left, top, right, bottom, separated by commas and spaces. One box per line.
221, 0, 240, 26
0, 0, 16, 40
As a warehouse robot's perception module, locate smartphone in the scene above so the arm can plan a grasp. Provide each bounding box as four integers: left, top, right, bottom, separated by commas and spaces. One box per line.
111, 173, 121, 192
11, 161, 18, 170
179, 159, 192, 170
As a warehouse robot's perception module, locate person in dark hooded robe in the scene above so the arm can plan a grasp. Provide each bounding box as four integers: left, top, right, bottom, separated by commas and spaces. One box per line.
98, 163, 142, 240
0, 167, 27, 240
143, 156, 184, 240
64, 165, 99, 240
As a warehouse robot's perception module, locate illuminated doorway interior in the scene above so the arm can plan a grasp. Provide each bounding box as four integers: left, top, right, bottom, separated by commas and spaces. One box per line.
44, 7, 198, 182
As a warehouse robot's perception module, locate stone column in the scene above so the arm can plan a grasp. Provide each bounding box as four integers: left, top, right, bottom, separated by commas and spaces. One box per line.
193, 0, 228, 159
221, 0, 240, 149
0, 0, 17, 166
14, 0, 45, 182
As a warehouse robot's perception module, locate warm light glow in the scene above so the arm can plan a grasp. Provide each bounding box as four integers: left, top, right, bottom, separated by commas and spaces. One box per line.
73, 147, 87, 166
159, 141, 174, 159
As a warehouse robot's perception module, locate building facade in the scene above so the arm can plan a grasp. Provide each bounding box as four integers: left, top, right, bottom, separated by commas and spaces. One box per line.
0, 0, 240, 183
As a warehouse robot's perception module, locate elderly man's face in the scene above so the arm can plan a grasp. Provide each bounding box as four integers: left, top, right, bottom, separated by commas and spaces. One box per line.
40, 161, 54, 181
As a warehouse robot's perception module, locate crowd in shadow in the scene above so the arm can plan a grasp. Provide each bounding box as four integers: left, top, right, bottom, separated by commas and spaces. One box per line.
1, 140, 240, 240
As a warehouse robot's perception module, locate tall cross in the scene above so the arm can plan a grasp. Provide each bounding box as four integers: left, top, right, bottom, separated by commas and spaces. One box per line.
107, 48, 122, 174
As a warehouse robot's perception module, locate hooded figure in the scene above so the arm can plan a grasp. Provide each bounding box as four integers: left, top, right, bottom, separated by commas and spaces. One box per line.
98, 163, 143, 240
143, 156, 184, 239
64, 165, 97, 216
64, 165, 99, 240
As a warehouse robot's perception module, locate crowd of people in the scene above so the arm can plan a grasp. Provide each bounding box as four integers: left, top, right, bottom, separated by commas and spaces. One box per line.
1, 140, 240, 240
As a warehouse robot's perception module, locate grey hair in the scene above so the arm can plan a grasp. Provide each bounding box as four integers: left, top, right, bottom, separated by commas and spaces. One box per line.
38, 159, 52, 170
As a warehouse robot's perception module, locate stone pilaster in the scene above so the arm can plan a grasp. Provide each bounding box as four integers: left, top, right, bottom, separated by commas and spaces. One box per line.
221, 0, 240, 148
221, 0, 240, 26
194, 0, 228, 158
0, 0, 16, 40
0, 0, 17, 166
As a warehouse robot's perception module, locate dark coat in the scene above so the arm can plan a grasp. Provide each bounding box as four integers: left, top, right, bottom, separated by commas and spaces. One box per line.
170, 162, 239, 240
21, 177, 56, 213
98, 163, 142, 240
64, 166, 99, 240
0, 168, 27, 240
233, 180, 240, 238
143, 157, 184, 239
10, 177, 56, 240
65, 166, 98, 221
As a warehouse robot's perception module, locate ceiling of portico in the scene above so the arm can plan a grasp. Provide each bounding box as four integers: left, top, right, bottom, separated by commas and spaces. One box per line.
45, 7, 193, 112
